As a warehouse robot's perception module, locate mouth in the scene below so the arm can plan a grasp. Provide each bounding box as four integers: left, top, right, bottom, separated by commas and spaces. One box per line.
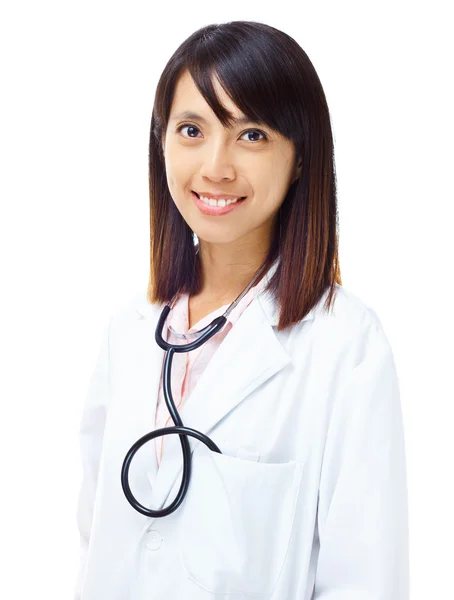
192, 191, 247, 204
191, 191, 247, 216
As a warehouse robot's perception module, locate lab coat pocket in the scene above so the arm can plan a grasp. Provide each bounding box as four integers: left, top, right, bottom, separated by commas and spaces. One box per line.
178, 446, 304, 595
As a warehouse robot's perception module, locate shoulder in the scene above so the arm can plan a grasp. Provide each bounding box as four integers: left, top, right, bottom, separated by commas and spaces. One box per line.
104, 288, 162, 331
326, 283, 383, 329
301, 282, 384, 334
307, 283, 392, 360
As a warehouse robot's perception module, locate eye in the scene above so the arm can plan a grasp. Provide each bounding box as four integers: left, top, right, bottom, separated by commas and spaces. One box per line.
239, 129, 268, 142
176, 123, 268, 143
176, 123, 202, 138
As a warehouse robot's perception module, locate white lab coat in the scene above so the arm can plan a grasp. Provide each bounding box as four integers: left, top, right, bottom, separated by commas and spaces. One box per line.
74, 270, 409, 599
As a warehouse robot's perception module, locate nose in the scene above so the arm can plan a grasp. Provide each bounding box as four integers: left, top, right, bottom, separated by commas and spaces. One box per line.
198, 143, 236, 182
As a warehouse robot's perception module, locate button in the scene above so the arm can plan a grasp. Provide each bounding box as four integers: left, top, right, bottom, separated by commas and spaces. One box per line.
145, 529, 163, 551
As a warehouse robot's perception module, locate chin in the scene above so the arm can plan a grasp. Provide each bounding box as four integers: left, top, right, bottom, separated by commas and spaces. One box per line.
193, 230, 247, 245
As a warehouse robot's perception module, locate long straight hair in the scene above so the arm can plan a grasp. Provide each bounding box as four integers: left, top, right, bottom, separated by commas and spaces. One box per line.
147, 20, 342, 332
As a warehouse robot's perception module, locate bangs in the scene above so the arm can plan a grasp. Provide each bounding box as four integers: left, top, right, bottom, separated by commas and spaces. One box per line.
184, 27, 300, 139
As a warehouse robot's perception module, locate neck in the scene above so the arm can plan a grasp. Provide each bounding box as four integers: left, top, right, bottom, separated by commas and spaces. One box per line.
195, 242, 270, 303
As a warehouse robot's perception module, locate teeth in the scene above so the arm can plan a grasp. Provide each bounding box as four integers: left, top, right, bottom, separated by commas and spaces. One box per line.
199, 194, 242, 207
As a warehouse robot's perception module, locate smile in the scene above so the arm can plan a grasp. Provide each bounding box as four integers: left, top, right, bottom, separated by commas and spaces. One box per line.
194, 191, 247, 207
192, 191, 247, 216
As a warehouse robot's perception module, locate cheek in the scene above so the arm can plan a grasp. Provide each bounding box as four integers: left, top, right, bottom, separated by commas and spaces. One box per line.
165, 170, 193, 208
164, 166, 183, 194
165, 154, 194, 190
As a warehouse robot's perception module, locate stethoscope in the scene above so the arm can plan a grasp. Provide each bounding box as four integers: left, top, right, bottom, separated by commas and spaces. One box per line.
120, 259, 272, 518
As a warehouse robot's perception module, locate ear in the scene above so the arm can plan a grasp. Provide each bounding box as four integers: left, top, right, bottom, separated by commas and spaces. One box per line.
292, 157, 303, 184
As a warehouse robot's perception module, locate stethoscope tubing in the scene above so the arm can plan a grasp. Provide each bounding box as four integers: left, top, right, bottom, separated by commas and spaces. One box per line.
120, 258, 272, 518
120, 310, 226, 518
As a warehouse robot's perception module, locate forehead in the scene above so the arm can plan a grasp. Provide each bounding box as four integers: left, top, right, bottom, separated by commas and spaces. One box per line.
169, 70, 246, 123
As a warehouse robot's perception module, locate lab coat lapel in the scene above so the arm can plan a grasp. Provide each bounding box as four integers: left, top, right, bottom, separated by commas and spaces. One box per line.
152, 298, 290, 517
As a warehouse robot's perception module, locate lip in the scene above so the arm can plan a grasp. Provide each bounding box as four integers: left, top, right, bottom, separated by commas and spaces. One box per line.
192, 191, 247, 216
196, 191, 246, 201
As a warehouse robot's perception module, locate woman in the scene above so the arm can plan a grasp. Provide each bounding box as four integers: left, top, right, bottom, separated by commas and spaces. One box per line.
75, 21, 409, 600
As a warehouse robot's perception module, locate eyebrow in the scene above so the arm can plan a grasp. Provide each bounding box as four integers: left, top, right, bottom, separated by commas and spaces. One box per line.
170, 110, 260, 127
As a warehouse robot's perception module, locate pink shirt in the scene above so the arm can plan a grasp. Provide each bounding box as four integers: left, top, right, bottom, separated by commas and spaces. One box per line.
154, 274, 269, 466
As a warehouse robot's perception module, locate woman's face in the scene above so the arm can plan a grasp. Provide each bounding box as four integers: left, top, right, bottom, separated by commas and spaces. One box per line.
162, 70, 301, 247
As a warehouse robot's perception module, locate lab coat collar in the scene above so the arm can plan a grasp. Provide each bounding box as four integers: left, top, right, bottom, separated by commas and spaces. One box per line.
133, 258, 318, 328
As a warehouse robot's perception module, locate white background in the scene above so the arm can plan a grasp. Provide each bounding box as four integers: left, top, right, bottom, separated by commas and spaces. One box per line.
0, 1, 452, 598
